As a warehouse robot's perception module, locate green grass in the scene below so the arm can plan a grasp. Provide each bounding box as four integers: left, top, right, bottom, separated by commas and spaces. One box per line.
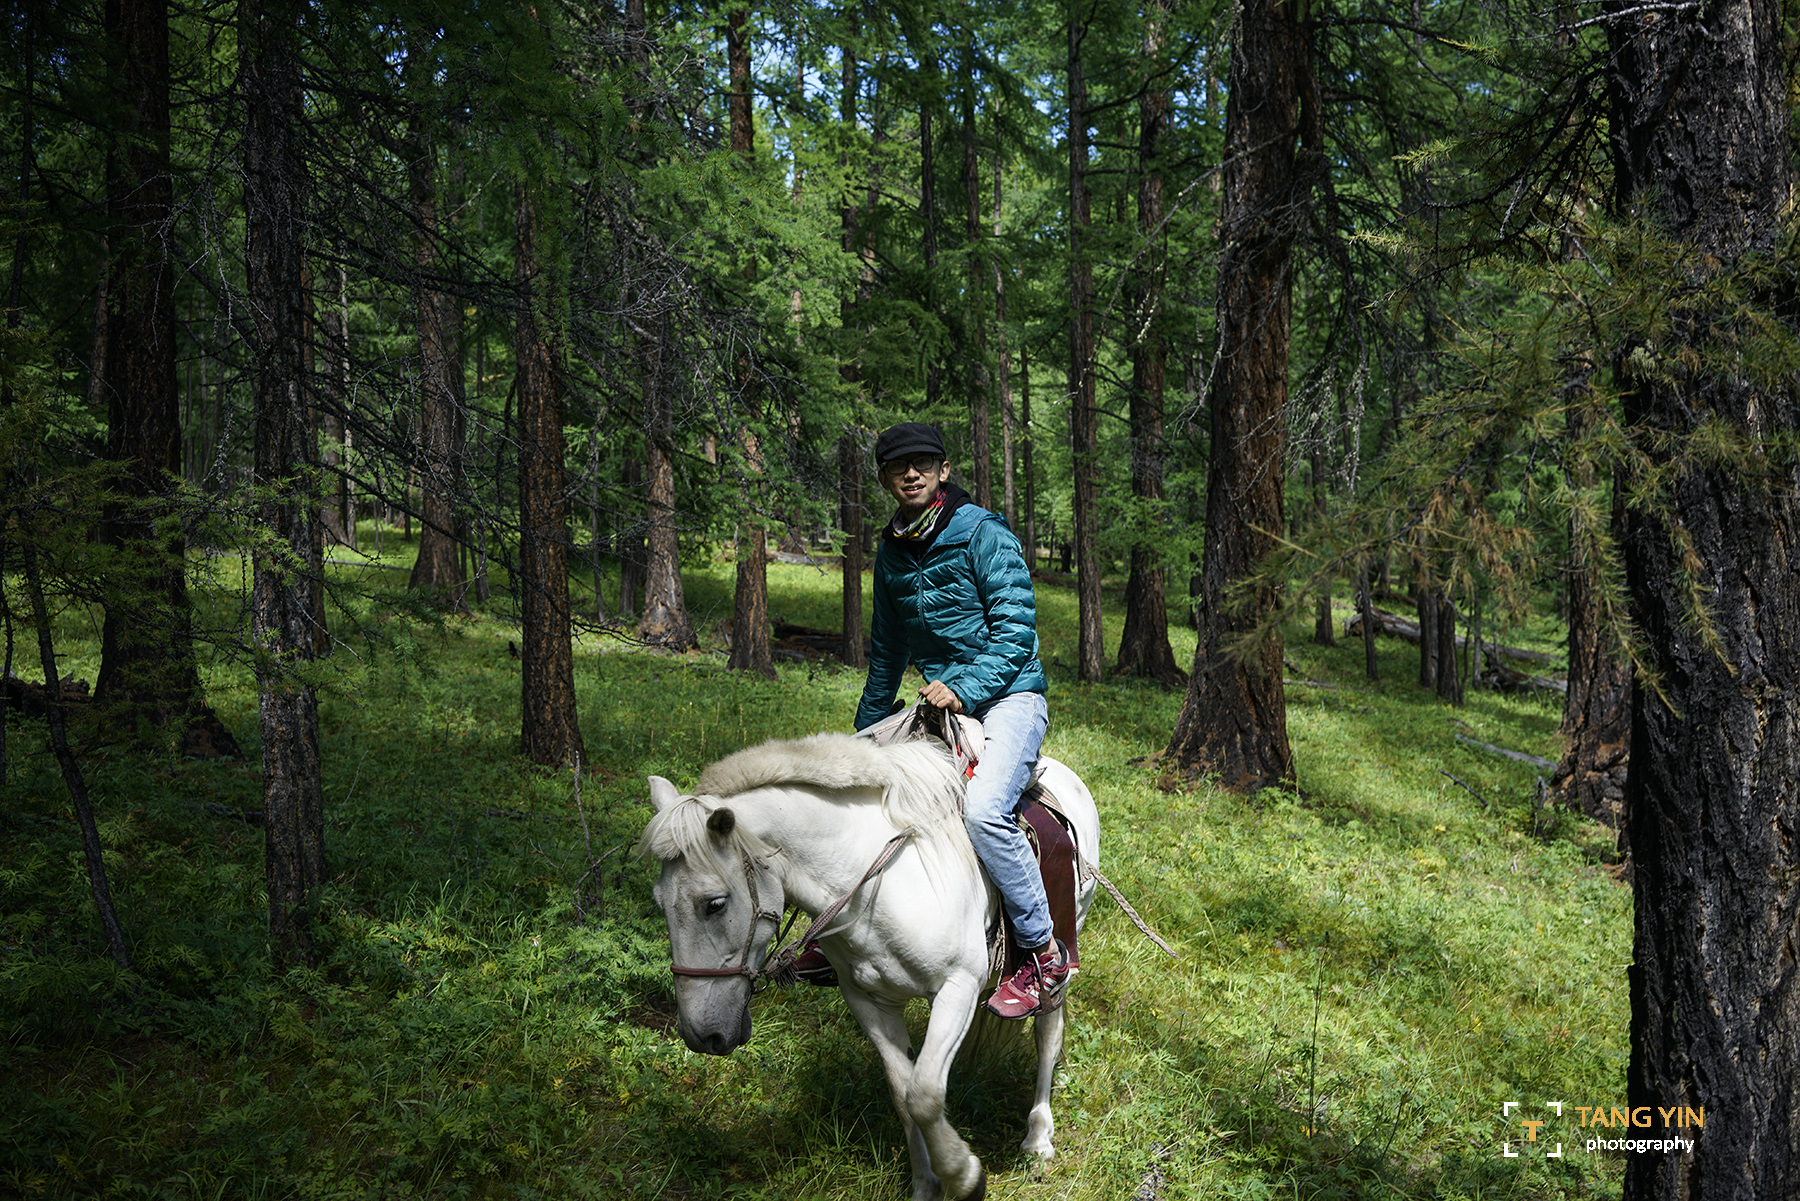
1, 538, 1629, 1199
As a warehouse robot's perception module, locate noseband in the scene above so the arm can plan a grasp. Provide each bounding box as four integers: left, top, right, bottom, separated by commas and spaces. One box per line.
668, 830, 916, 992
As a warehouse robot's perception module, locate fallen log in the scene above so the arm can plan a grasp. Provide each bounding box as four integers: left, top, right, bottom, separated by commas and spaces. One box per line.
1344, 608, 1561, 667
1454, 733, 1555, 770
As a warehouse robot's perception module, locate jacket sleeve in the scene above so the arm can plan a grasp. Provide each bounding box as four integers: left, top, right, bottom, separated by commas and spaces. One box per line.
935, 519, 1041, 712
855, 550, 909, 730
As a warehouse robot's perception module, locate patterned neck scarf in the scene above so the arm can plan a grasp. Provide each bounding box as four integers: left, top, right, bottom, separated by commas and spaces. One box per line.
891, 487, 948, 540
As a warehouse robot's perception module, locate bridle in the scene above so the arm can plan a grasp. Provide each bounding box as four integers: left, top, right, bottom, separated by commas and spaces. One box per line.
668, 846, 788, 990
668, 830, 916, 993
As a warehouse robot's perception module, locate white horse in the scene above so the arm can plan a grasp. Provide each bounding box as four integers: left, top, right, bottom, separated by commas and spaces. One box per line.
641, 731, 1100, 1201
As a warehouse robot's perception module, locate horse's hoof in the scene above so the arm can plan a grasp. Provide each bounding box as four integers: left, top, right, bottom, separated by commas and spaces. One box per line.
963, 1164, 987, 1201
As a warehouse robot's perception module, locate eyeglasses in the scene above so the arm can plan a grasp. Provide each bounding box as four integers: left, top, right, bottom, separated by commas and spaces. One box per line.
881, 454, 945, 478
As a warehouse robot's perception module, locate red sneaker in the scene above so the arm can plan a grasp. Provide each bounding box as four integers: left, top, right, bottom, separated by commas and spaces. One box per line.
792, 941, 839, 986
985, 940, 1071, 1020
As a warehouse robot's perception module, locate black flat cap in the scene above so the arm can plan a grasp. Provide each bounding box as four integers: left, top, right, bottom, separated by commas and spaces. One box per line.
874, 422, 947, 466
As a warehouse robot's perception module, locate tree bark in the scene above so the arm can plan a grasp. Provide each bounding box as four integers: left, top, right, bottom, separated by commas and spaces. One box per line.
1607, 0, 1800, 1193
835, 16, 867, 669
723, 5, 774, 680
1021, 341, 1035, 566
619, 451, 645, 617
1552, 390, 1630, 831
993, 131, 1016, 531
838, 429, 867, 668
1066, 7, 1103, 683
242, 0, 326, 968
514, 182, 585, 768
1310, 446, 1334, 647
639, 317, 695, 648
405, 44, 466, 601
95, 0, 236, 756
22, 545, 133, 971
1163, 0, 1303, 792
1116, 0, 1185, 689
961, 43, 990, 511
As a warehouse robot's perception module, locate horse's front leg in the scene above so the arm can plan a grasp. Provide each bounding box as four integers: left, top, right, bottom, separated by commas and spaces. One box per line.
839, 985, 940, 1200
841, 978, 986, 1201
1022, 999, 1067, 1160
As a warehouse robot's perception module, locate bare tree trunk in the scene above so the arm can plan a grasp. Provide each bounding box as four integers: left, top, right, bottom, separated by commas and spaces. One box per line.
242, 0, 326, 968
1311, 446, 1334, 646
1552, 389, 1630, 830
1116, 0, 1185, 689
960, 44, 990, 510
1357, 560, 1378, 681
1164, 0, 1303, 791
1433, 593, 1461, 705
406, 49, 466, 600
1415, 579, 1437, 688
1066, 10, 1103, 683
838, 429, 866, 667
724, 5, 774, 679
1609, 3, 1800, 1191
639, 316, 694, 648
95, 0, 237, 756
993, 136, 1015, 530
21, 545, 133, 971
514, 182, 585, 768
1021, 342, 1035, 566
834, 15, 867, 667
619, 451, 645, 617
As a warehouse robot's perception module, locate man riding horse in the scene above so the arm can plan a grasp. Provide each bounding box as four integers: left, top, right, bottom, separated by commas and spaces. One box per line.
798, 421, 1067, 1020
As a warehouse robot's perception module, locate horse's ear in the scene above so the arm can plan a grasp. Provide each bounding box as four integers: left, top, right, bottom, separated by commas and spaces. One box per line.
648, 776, 681, 813
706, 807, 736, 839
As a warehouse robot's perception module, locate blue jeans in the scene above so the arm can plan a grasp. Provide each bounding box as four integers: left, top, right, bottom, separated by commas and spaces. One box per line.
966, 690, 1051, 949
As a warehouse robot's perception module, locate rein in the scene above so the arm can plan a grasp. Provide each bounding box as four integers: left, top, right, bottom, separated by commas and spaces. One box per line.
669, 830, 916, 992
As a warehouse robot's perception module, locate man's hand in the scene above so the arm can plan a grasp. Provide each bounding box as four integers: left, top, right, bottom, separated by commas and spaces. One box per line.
918, 680, 964, 713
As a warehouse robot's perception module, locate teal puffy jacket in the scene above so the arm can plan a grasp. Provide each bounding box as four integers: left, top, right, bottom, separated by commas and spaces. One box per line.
854, 501, 1048, 730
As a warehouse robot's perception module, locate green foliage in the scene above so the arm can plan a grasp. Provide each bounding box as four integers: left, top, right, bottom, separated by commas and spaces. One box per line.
2, 561, 1627, 1199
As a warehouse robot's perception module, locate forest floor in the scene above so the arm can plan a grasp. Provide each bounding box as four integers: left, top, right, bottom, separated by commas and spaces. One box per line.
1, 538, 1630, 1199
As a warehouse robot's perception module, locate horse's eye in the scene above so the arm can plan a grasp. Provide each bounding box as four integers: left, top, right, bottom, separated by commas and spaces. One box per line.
704, 896, 728, 916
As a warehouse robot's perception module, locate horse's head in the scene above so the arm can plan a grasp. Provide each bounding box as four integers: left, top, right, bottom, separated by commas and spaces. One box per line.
642, 776, 784, 1056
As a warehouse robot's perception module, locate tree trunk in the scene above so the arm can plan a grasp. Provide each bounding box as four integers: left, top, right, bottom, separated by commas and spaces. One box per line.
95, 0, 236, 756
724, 5, 774, 680
1608, 1, 1800, 1193
21, 545, 132, 970
242, 0, 326, 968
1116, 0, 1185, 689
619, 451, 645, 617
961, 45, 990, 511
920, 69, 940, 416
1433, 592, 1461, 705
1552, 391, 1630, 831
1163, 0, 1303, 792
835, 19, 867, 669
639, 316, 695, 649
1414, 580, 1436, 688
406, 50, 466, 601
1357, 560, 1378, 681
1311, 447, 1334, 647
1066, 8, 1103, 683
1021, 342, 1035, 566
514, 182, 585, 768
993, 135, 1016, 531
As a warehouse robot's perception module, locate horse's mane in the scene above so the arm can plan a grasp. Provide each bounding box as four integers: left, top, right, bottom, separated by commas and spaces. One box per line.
641, 734, 974, 874
637, 793, 780, 887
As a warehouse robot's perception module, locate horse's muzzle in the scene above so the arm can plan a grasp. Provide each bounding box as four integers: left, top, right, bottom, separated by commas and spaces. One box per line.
680, 1004, 751, 1056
